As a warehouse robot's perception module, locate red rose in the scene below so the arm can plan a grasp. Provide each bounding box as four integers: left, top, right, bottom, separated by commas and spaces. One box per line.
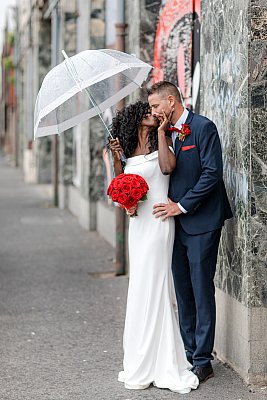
126, 195, 136, 208
122, 175, 134, 183
139, 182, 148, 193
182, 124, 190, 135
122, 183, 131, 193
131, 179, 141, 188
141, 188, 147, 196
131, 188, 143, 201
116, 174, 124, 182
118, 193, 128, 206
142, 181, 149, 189
111, 189, 119, 202
113, 179, 123, 189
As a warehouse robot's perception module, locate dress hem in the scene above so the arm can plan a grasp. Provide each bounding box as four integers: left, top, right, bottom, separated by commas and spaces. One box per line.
118, 371, 199, 394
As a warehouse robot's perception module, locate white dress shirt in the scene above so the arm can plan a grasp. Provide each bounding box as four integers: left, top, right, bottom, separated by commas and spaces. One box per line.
171, 108, 189, 214
171, 108, 189, 146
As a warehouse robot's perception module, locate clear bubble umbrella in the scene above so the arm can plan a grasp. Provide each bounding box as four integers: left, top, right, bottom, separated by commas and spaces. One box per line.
34, 49, 152, 142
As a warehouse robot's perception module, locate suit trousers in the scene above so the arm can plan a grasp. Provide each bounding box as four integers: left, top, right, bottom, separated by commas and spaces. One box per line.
172, 219, 222, 367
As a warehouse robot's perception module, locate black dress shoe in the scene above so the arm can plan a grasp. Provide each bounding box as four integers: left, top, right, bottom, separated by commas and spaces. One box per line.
191, 365, 214, 383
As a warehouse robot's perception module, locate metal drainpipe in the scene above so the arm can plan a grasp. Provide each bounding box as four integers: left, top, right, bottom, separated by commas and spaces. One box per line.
14, 1, 19, 167
50, 1, 60, 207
43, 0, 60, 206
114, 0, 127, 275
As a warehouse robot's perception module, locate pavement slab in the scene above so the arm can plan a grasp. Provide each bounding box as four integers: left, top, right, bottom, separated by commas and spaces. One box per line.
0, 154, 266, 400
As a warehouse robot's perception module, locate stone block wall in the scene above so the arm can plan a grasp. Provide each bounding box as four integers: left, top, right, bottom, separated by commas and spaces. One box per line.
249, 0, 267, 308
201, 0, 267, 383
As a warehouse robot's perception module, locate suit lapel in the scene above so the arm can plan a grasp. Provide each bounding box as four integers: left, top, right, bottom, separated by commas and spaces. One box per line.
175, 109, 194, 157
175, 138, 183, 156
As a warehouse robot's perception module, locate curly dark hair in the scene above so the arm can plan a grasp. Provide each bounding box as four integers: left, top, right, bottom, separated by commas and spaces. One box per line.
110, 101, 158, 158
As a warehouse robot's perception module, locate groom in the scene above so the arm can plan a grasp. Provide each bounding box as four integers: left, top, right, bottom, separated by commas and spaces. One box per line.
148, 81, 233, 383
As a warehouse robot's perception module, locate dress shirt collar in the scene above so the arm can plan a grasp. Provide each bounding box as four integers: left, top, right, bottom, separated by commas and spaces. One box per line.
173, 108, 189, 128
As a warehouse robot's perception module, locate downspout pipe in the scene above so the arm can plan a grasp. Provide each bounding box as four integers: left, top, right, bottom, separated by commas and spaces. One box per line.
114, 0, 127, 275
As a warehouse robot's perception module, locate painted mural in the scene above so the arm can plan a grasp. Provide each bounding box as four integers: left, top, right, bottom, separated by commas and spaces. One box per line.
141, 0, 201, 111
104, 0, 202, 196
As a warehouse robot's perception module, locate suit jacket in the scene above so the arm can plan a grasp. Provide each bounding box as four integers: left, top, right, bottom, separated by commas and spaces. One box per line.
168, 109, 233, 235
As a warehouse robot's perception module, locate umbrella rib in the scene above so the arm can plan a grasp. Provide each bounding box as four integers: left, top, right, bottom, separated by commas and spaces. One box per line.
63, 55, 83, 90
62, 52, 111, 135
62, 51, 127, 162
79, 53, 142, 89
63, 53, 115, 139
83, 87, 127, 162
84, 88, 114, 138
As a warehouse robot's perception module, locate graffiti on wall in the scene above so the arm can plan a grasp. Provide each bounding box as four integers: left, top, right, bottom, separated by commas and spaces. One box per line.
103, 0, 202, 199
142, 0, 201, 111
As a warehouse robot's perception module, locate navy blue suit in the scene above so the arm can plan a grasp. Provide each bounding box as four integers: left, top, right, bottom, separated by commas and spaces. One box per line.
169, 110, 233, 367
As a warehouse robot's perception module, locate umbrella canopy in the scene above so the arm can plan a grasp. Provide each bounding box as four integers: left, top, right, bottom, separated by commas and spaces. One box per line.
34, 49, 152, 139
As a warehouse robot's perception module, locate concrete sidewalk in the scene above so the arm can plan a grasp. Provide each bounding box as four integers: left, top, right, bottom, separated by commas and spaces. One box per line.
0, 153, 266, 400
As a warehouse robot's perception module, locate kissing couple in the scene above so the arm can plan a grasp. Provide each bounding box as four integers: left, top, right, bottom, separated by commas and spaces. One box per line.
109, 81, 233, 394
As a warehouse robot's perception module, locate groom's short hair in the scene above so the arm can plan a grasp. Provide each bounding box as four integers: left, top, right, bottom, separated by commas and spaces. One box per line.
147, 81, 182, 103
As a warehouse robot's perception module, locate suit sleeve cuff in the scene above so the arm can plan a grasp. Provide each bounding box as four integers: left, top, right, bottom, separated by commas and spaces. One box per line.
178, 202, 188, 214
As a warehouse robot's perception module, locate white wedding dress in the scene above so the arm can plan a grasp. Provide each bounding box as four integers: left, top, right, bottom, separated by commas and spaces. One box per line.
118, 150, 199, 394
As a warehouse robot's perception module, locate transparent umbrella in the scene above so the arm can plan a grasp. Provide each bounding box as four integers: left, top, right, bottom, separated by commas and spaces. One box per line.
34, 49, 152, 141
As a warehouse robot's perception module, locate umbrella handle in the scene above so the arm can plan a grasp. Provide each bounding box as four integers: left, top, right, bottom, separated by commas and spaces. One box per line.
120, 153, 127, 163
108, 134, 126, 163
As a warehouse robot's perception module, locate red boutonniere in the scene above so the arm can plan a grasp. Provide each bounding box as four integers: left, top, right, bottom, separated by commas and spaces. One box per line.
168, 124, 191, 142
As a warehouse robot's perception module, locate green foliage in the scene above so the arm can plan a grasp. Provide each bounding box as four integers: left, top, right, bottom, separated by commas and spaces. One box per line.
7, 75, 15, 85
7, 32, 15, 46
3, 56, 14, 70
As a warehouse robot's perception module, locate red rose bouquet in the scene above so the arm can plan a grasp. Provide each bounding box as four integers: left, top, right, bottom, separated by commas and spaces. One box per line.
107, 173, 149, 216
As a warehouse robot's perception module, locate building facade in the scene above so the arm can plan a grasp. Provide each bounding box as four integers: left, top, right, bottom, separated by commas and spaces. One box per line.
0, 7, 16, 163
1, 0, 266, 384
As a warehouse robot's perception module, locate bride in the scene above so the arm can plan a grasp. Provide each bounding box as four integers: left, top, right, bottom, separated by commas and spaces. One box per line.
109, 101, 199, 394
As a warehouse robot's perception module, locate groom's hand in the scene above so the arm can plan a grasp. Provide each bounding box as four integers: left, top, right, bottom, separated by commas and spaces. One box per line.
153, 198, 183, 221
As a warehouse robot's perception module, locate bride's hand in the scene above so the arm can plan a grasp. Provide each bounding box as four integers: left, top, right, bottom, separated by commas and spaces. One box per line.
158, 108, 174, 133
126, 205, 138, 216
108, 138, 123, 161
